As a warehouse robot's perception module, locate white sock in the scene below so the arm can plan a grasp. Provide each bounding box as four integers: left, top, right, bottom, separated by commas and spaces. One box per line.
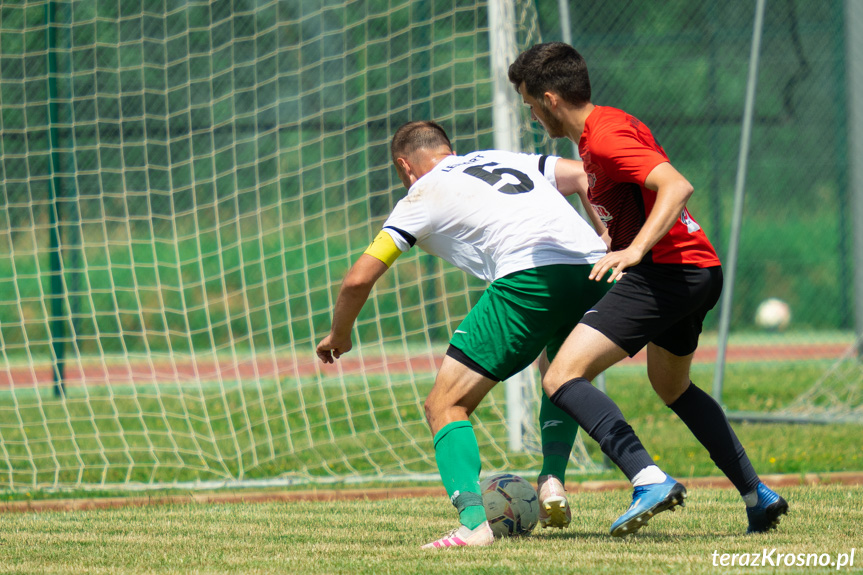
742, 488, 759, 507
631, 465, 667, 487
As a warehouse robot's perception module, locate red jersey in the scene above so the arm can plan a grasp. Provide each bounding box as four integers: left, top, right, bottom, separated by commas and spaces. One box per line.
579, 106, 721, 268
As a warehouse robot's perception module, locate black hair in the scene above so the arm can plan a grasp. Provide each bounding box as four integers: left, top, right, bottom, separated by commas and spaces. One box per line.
508, 42, 591, 106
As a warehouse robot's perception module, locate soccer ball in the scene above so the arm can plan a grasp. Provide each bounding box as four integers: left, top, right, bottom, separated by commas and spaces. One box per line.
754, 298, 791, 331
480, 473, 539, 537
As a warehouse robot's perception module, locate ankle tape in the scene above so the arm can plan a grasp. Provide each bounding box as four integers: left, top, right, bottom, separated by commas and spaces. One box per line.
451, 491, 484, 513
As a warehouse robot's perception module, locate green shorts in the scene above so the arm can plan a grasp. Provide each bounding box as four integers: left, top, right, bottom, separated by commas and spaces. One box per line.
449, 264, 609, 381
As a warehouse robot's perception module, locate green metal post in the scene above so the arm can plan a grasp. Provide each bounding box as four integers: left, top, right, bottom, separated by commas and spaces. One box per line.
46, 1, 66, 396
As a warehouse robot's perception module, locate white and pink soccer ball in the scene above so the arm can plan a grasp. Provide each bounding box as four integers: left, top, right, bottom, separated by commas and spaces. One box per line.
480, 473, 539, 537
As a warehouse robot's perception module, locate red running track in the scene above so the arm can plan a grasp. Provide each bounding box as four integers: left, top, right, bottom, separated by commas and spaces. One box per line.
0, 342, 850, 389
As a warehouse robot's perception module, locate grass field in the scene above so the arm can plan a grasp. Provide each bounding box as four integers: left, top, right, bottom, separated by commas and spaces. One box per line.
0, 356, 861, 573
0, 485, 860, 574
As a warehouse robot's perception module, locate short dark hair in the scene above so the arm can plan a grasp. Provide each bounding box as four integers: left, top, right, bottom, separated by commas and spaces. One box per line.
508, 42, 591, 106
390, 121, 452, 163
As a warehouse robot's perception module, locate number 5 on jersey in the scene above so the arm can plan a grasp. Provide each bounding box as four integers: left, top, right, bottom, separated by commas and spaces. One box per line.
463, 162, 534, 195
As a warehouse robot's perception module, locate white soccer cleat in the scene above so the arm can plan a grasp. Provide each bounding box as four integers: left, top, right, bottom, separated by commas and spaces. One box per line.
421, 521, 495, 549
538, 474, 572, 529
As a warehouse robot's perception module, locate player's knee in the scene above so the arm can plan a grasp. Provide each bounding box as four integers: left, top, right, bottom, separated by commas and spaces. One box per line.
648, 373, 690, 405
423, 397, 435, 425
541, 367, 566, 398
424, 393, 448, 426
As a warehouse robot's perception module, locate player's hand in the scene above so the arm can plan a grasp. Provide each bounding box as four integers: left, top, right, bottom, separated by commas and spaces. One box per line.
589, 247, 643, 283
600, 230, 612, 252
316, 333, 353, 364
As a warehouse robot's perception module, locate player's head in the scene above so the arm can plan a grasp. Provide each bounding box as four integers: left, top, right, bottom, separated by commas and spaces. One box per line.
390, 121, 453, 188
509, 42, 591, 106
508, 43, 591, 138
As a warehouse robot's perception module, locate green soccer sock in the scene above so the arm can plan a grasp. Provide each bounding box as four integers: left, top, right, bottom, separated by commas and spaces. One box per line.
433, 420, 487, 529
538, 391, 578, 485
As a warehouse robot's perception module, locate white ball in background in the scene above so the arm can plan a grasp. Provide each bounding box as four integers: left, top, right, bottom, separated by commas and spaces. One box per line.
754, 298, 791, 331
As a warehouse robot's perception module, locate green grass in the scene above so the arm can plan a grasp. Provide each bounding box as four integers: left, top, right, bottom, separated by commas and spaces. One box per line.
598, 361, 863, 478
0, 485, 861, 574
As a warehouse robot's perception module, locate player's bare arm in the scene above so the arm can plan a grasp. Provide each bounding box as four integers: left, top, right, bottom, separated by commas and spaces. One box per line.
316, 254, 389, 363
552, 158, 588, 197
577, 192, 611, 251
554, 158, 610, 248
590, 162, 693, 282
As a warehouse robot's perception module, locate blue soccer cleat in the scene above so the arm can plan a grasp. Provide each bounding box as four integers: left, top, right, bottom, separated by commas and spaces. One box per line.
746, 483, 788, 534
610, 476, 687, 537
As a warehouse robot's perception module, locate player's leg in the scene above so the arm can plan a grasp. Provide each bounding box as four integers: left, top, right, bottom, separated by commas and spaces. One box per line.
648, 264, 787, 533
539, 350, 578, 486
647, 343, 788, 533
543, 322, 649, 481
538, 273, 610, 484
459, 263, 596, 485
425, 354, 497, 435
423, 265, 609, 545
647, 344, 757, 489
544, 323, 685, 536
422, 354, 497, 549
537, 349, 578, 485
537, 350, 576, 484
536, 272, 609, 528
423, 268, 562, 549
536, 349, 577, 528
544, 269, 690, 536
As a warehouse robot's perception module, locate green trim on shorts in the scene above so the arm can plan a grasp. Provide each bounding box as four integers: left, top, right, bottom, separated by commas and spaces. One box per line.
449, 264, 608, 381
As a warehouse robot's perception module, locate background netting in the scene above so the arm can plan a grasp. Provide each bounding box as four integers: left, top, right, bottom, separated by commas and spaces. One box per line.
0, 0, 856, 490
0, 0, 595, 490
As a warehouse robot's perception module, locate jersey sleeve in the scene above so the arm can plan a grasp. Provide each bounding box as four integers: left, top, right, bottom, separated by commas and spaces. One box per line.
380, 194, 431, 252
516, 153, 560, 187
538, 155, 559, 188
591, 122, 668, 186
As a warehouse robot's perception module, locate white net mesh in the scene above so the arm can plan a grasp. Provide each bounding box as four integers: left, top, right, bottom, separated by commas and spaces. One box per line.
0, 0, 599, 491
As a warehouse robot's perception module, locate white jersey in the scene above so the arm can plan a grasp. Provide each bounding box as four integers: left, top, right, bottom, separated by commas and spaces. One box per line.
381, 150, 607, 282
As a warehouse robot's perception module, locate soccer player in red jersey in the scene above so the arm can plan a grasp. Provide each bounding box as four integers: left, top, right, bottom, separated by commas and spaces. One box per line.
509, 42, 787, 536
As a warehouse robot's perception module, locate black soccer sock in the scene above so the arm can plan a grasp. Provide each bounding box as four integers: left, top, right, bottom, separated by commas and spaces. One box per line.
668, 382, 760, 496
549, 377, 656, 481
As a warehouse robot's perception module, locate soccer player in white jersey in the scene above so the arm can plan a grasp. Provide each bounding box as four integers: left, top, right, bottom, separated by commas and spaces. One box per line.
316, 121, 623, 548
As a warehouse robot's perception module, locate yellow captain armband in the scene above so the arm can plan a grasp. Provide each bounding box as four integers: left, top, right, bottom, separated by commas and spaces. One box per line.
364, 230, 403, 267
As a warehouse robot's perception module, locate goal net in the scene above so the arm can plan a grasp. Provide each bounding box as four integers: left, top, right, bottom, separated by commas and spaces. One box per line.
0, 0, 598, 491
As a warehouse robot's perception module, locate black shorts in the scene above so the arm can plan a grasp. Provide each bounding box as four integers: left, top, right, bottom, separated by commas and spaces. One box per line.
579, 262, 723, 357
